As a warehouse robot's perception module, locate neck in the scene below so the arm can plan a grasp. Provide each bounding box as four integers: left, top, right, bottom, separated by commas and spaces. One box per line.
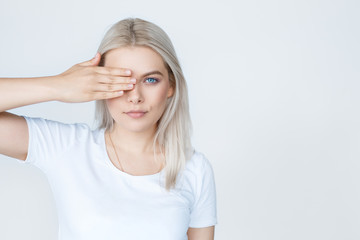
109, 124, 157, 154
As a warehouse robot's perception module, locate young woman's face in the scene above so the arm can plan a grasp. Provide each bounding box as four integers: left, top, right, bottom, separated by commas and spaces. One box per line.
104, 46, 174, 133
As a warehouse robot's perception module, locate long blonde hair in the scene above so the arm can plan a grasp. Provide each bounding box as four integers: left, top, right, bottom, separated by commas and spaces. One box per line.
94, 18, 193, 191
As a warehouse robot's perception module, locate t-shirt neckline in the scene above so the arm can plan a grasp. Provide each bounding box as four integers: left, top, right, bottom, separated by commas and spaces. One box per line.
100, 128, 164, 179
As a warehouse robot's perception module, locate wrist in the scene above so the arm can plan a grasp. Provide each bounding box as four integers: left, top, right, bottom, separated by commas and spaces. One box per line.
39, 75, 63, 102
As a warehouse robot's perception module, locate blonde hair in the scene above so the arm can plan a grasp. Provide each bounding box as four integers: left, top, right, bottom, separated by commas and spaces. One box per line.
94, 18, 193, 191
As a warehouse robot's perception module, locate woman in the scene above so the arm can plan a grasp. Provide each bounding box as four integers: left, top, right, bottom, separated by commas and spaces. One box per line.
0, 18, 217, 239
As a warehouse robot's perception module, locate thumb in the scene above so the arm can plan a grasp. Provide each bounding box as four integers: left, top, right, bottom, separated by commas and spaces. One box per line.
79, 52, 101, 67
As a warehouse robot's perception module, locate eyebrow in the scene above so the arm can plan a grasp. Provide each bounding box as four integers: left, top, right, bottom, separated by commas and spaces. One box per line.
141, 70, 164, 78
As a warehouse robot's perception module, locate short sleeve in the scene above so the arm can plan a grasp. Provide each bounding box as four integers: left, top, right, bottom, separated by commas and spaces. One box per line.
17, 116, 88, 174
189, 153, 218, 228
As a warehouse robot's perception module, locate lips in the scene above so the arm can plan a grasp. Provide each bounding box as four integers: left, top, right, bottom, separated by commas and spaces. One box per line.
125, 110, 147, 119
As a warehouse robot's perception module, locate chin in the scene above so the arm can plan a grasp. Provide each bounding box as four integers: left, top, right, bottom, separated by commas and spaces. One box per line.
121, 122, 157, 133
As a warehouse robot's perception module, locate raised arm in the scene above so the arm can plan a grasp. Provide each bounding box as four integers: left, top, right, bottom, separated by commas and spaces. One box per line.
0, 53, 136, 160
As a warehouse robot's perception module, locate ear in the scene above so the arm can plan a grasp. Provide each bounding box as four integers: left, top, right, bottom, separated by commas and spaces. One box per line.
167, 85, 174, 98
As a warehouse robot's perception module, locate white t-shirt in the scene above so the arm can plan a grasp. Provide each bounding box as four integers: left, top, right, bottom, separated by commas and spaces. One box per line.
18, 116, 217, 240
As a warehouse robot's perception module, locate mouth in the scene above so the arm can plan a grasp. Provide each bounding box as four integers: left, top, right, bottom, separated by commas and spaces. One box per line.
125, 110, 148, 119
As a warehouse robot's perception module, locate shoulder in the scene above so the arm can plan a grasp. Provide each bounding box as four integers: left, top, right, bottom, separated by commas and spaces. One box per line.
22, 115, 98, 140
23, 115, 90, 130
185, 150, 214, 175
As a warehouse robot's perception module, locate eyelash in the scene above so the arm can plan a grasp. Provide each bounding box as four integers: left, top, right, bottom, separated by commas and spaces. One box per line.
144, 77, 159, 84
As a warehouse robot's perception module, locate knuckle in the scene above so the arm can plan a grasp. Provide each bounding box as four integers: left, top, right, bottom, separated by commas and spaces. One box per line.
109, 76, 115, 83
104, 67, 112, 75
95, 75, 103, 83
109, 68, 115, 75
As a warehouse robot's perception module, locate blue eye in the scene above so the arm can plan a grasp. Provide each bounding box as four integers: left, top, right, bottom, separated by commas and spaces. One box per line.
145, 77, 159, 84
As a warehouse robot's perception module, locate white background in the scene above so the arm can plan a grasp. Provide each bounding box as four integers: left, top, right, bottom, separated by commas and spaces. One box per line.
0, 0, 359, 239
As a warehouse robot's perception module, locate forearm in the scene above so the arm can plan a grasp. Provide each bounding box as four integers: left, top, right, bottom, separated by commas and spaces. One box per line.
0, 76, 58, 112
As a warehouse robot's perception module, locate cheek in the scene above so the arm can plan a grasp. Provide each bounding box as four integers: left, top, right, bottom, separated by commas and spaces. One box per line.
105, 99, 114, 110
105, 98, 123, 114
151, 86, 170, 106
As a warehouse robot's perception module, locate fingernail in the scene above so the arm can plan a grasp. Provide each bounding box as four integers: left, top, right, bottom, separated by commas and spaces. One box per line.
130, 78, 136, 83
125, 70, 131, 75
127, 84, 134, 89
118, 91, 124, 95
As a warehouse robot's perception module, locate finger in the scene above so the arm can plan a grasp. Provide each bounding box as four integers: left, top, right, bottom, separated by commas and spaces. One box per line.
93, 90, 125, 100
95, 66, 132, 76
91, 53, 101, 66
79, 53, 101, 67
96, 75, 137, 84
95, 83, 134, 92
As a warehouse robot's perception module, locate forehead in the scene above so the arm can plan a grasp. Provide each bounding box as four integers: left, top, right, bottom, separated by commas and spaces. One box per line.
104, 46, 167, 74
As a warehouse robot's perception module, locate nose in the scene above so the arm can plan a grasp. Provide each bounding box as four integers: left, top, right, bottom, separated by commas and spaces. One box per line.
127, 83, 143, 104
